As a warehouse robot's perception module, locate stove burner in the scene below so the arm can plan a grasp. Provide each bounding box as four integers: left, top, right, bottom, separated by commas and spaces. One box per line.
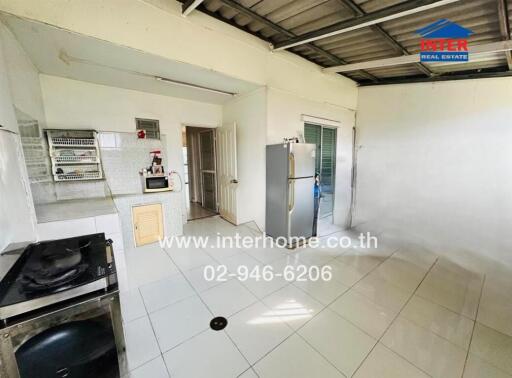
21, 264, 88, 292
19, 240, 91, 293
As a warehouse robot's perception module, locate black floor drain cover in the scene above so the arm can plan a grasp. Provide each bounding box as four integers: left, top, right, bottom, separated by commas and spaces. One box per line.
210, 317, 228, 331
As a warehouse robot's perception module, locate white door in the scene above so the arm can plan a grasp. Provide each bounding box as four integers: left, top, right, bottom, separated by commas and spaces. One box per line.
216, 122, 238, 225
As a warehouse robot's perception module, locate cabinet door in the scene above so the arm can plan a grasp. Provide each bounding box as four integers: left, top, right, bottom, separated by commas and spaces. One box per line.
132, 204, 163, 247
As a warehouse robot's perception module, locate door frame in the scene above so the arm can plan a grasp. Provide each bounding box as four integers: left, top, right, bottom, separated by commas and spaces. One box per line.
198, 128, 218, 212
182, 125, 220, 223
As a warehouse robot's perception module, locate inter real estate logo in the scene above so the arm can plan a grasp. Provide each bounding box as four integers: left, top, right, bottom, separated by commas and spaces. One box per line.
417, 19, 474, 62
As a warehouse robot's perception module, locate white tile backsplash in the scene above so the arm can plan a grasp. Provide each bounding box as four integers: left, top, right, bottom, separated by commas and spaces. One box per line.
114, 192, 182, 251
100, 132, 168, 196
37, 217, 97, 240
95, 213, 121, 235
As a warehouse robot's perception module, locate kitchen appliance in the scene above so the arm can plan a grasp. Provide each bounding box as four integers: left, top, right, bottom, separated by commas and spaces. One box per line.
0, 233, 127, 378
141, 172, 172, 193
266, 143, 316, 247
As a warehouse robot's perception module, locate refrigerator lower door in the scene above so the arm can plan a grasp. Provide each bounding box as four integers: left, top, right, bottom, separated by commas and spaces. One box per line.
288, 177, 315, 243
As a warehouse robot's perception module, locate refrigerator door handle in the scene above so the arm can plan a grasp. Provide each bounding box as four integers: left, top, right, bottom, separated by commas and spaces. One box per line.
288, 153, 295, 178
288, 179, 295, 212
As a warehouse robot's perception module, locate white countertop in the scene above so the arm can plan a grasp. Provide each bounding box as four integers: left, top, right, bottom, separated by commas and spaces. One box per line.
35, 197, 117, 223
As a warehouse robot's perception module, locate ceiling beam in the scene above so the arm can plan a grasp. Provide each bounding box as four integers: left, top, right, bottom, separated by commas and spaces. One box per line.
497, 0, 512, 70
359, 67, 512, 86
324, 40, 512, 73
214, 0, 379, 82
336, 0, 433, 77
182, 0, 205, 16
272, 0, 460, 51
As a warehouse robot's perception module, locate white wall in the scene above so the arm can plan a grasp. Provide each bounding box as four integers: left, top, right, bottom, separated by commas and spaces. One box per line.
222, 88, 267, 229
0, 23, 46, 125
0, 0, 358, 110
0, 28, 17, 132
0, 21, 37, 251
355, 78, 512, 268
267, 88, 356, 228
40, 75, 223, 223
223, 87, 356, 230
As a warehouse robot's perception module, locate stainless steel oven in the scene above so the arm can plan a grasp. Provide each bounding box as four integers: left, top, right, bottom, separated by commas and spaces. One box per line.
0, 292, 127, 378
142, 174, 171, 193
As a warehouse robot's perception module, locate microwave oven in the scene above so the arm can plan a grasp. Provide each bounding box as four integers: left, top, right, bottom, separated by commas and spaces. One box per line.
141, 174, 172, 193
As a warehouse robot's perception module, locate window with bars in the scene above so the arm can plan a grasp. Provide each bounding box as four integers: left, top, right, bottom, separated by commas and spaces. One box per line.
136, 118, 160, 139
304, 123, 337, 192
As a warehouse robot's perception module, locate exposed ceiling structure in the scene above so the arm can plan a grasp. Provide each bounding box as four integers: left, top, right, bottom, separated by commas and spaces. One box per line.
0, 14, 260, 104
181, 0, 512, 85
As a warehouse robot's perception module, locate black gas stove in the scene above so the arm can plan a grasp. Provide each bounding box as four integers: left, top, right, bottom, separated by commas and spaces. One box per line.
0, 233, 117, 321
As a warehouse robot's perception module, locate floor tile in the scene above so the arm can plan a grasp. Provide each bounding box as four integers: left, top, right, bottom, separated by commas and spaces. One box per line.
298, 308, 376, 377
124, 316, 161, 371
416, 260, 483, 319
463, 353, 512, 378
150, 295, 212, 352
182, 263, 224, 292
165, 246, 216, 271
330, 289, 398, 339
262, 284, 323, 330
292, 247, 336, 266
244, 246, 287, 264
470, 323, 512, 374
352, 274, 412, 311
204, 245, 245, 261
370, 257, 428, 292
477, 275, 512, 337
125, 245, 179, 288
401, 295, 474, 349
382, 316, 467, 378
120, 289, 147, 323
139, 274, 196, 313
221, 252, 261, 274
327, 259, 366, 286
200, 279, 257, 317
335, 252, 384, 276
353, 343, 429, 378
240, 265, 290, 299
128, 356, 169, 378
226, 301, 293, 364
293, 278, 349, 305
253, 334, 344, 378
163, 329, 249, 378
238, 368, 259, 378
269, 254, 304, 273
392, 247, 437, 270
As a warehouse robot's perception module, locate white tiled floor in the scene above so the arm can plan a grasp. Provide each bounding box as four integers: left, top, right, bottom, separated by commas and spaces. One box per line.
121, 216, 512, 378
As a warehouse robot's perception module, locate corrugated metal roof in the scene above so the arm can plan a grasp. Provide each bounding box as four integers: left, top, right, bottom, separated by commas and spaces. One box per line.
187, 0, 512, 84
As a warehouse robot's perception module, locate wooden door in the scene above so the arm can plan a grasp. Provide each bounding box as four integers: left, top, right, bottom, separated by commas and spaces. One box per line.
216, 122, 238, 225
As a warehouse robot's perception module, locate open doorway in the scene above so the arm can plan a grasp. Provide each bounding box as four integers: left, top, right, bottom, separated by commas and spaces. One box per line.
304, 123, 341, 236
182, 126, 218, 221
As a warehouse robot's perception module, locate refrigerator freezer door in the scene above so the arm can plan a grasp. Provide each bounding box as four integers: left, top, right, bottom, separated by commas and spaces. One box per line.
288, 177, 315, 240
289, 143, 316, 179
